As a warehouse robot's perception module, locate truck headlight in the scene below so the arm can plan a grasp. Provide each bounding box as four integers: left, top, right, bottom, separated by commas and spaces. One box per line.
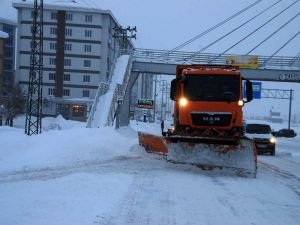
238, 100, 244, 106
270, 137, 276, 143
179, 97, 188, 107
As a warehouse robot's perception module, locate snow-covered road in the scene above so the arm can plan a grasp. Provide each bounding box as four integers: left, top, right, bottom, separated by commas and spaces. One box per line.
0, 117, 300, 225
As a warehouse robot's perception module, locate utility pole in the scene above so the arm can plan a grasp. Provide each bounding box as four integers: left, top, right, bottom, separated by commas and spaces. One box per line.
288, 89, 293, 129
25, 0, 43, 135
113, 26, 137, 54
153, 75, 158, 122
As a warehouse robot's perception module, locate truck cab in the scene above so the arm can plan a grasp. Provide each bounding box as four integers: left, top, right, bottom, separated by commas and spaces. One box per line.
169, 65, 253, 141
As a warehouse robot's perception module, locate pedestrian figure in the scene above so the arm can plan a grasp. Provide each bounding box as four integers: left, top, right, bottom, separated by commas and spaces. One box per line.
9, 116, 13, 127
161, 120, 165, 136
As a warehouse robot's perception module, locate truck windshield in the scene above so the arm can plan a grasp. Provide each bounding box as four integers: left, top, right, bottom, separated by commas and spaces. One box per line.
183, 74, 240, 101
246, 124, 271, 134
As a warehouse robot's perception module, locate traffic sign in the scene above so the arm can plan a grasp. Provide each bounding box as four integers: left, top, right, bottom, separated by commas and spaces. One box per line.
244, 81, 262, 99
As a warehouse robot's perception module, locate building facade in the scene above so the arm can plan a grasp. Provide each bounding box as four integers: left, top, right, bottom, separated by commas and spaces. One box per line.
13, 2, 133, 121
0, 18, 17, 113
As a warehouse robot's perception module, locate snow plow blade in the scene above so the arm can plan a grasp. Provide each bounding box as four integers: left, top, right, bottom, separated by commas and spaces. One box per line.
167, 138, 257, 178
138, 132, 168, 155
138, 132, 257, 178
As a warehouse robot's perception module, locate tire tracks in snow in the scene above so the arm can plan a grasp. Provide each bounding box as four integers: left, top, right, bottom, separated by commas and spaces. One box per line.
0, 156, 143, 184
259, 161, 300, 198
93, 159, 179, 225
210, 176, 240, 218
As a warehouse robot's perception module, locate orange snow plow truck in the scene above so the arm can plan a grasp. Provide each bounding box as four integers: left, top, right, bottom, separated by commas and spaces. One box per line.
138, 65, 257, 177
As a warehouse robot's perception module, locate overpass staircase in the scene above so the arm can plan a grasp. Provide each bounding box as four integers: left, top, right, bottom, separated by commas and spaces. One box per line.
86, 55, 132, 128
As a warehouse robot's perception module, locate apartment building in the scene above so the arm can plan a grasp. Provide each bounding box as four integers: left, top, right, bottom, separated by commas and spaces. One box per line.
13, 2, 133, 121
0, 18, 16, 109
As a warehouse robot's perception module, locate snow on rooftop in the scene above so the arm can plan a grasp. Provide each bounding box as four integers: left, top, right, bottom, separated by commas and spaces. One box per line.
12, 0, 121, 26
0, 31, 9, 38
13, 0, 111, 14
0, 0, 18, 23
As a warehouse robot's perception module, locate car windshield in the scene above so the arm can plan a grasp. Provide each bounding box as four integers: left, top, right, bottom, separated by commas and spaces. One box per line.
183, 74, 240, 102
246, 124, 271, 134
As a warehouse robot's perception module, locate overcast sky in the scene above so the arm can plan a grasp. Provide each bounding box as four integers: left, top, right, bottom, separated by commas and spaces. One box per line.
1, 0, 300, 118
1, 0, 299, 56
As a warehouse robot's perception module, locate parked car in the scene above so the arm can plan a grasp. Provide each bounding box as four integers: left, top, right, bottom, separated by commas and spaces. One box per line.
273, 129, 297, 138
245, 123, 276, 156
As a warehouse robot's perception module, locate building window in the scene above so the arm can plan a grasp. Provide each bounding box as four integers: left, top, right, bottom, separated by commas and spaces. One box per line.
50, 42, 57, 50
72, 105, 85, 118
82, 90, 89, 97
48, 88, 56, 96
83, 75, 90, 83
64, 43, 72, 51
65, 13, 73, 21
84, 44, 91, 52
51, 12, 57, 20
65, 28, 72, 36
85, 15, 93, 22
84, 60, 91, 67
50, 27, 57, 35
49, 58, 56, 65
63, 89, 70, 96
64, 59, 71, 66
31, 10, 34, 18
85, 30, 92, 38
49, 73, 55, 80
64, 74, 71, 81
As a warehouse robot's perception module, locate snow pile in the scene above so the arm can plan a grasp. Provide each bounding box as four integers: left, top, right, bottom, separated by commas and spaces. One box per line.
0, 31, 9, 38
0, 115, 139, 173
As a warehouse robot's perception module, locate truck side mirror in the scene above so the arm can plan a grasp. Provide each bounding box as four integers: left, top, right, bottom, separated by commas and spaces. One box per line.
170, 79, 177, 101
245, 80, 253, 102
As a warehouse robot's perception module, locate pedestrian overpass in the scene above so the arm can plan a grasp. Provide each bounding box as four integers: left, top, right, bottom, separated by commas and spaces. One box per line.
87, 48, 300, 128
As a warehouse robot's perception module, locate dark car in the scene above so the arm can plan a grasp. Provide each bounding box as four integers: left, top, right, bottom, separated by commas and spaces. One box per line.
273, 129, 297, 138
245, 123, 276, 156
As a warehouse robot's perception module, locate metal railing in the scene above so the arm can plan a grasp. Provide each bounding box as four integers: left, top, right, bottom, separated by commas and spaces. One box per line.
106, 54, 133, 126
132, 48, 300, 69
86, 82, 109, 128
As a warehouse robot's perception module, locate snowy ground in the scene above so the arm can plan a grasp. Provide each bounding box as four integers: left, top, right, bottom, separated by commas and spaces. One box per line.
0, 116, 300, 225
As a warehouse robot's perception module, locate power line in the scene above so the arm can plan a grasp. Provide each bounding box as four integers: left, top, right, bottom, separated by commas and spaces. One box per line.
188, 0, 282, 60
246, 12, 300, 55
208, 0, 300, 63
167, 0, 263, 53
263, 30, 300, 65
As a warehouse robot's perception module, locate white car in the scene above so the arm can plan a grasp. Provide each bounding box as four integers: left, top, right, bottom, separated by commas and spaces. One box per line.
245, 123, 276, 155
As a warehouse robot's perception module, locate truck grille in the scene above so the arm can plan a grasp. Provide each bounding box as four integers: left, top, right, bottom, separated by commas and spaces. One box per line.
191, 112, 232, 126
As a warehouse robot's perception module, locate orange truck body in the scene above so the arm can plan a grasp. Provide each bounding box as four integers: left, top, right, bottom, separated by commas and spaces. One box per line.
170, 65, 250, 139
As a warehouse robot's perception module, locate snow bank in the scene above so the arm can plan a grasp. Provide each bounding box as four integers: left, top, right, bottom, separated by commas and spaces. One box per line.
0, 115, 139, 173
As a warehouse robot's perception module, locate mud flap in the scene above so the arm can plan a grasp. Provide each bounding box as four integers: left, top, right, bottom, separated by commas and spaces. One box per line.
138, 132, 168, 155
167, 139, 257, 178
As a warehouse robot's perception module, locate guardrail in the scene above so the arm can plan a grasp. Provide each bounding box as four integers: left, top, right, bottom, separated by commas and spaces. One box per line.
132, 48, 300, 69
